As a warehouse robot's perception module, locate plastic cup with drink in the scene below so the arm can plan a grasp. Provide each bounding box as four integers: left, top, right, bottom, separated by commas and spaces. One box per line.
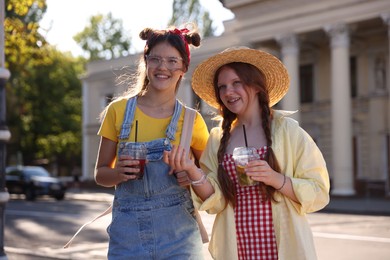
117, 120, 147, 179
232, 146, 260, 186
232, 124, 260, 186
118, 142, 147, 179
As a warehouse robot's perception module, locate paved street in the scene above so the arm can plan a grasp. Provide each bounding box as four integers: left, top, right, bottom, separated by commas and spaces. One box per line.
4, 188, 390, 259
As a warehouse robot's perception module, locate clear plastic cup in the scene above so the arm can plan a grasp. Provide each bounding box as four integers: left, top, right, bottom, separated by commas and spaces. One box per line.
232, 147, 260, 186
118, 143, 147, 179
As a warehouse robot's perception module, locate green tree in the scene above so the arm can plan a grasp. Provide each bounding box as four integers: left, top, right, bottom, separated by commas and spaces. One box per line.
169, 0, 216, 37
5, 0, 84, 173
5, 0, 48, 70
31, 49, 83, 167
73, 12, 131, 61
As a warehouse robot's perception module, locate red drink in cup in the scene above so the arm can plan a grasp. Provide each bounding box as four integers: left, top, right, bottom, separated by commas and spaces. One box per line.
118, 142, 147, 179
135, 158, 146, 179
129, 143, 147, 179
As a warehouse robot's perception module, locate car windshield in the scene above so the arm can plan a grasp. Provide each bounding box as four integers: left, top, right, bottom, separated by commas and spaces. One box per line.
24, 167, 50, 177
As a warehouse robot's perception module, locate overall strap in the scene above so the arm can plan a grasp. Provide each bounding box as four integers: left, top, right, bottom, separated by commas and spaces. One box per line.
119, 97, 183, 142
118, 96, 137, 140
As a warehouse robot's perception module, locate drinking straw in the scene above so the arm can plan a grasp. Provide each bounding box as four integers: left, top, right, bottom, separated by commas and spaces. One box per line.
242, 124, 248, 147
135, 120, 138, 143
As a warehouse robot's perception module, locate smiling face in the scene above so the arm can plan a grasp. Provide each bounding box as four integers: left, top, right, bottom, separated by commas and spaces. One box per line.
146, 41, 185, 93
216, 66, 260, 117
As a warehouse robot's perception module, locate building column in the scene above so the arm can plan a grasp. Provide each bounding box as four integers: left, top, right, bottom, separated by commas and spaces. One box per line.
381, 13, 390, 196
82, 80, 89, 180
276, 34, 300, 121
178, 78, 194, 108
325, 23, 355, 196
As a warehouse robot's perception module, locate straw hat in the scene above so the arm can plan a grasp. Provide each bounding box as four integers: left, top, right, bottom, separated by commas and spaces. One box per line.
191, 47, 290, 109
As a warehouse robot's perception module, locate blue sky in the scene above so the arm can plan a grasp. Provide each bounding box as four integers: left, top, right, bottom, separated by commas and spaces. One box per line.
39, 0, 234, 57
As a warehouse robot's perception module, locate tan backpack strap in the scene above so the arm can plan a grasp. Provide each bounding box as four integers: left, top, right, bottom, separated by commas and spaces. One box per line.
181, 106, 209, 244
63, 204, 113, 248
180, 106, 196, 154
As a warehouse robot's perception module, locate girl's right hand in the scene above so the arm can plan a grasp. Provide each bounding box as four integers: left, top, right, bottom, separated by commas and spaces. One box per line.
115, 155, 141, 182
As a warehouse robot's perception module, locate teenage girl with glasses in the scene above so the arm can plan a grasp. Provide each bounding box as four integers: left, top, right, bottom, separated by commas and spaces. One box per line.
94, 24, 209, 260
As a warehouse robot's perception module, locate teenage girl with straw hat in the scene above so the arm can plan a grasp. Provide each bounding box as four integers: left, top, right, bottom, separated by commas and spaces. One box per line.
94, 24, 209, 259
164, 47, 330, 260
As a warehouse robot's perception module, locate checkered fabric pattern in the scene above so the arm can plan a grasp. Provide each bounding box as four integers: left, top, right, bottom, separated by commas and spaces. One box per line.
223, 147, 278, 260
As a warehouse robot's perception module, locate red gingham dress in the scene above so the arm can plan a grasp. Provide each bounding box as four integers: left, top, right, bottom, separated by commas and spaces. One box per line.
223, 146, 278, 260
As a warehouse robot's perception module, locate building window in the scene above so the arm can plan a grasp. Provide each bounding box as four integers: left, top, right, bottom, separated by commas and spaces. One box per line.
374, 55, 386, 92
350, 56, 357, 98
299, 64, 314, 103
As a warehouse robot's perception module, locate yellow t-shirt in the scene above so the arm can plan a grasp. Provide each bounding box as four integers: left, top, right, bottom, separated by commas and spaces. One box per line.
98, 98, 209, 151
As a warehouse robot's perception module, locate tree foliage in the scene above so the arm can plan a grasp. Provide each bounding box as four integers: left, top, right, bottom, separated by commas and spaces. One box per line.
73, 12, 131, 61
5, 0, 84, 173
169, 0, 216, 37
5, 0, 48, 70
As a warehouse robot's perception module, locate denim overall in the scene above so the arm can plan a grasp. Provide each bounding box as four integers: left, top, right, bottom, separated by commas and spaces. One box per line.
107, 97, 204, 260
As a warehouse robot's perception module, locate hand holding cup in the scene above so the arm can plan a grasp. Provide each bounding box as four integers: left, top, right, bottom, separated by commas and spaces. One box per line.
118, 143, 147, 180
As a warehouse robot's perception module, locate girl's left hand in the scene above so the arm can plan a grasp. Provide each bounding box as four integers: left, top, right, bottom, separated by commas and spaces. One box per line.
245, 159, 283, 188
163, 145, 195, 187
163, 145, 195, 175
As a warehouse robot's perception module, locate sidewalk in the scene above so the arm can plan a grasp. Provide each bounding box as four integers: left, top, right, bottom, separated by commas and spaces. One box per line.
64, 187, 390, 216
5, 188, 215, 260
5, 187, 390, 259
321, 195, 390, 216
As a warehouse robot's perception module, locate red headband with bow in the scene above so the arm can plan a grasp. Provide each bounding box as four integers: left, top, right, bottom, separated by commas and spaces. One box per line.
169, 28, 191, 64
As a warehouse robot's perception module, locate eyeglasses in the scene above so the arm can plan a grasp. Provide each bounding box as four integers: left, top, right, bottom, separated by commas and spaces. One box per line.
146, 55, 184, 70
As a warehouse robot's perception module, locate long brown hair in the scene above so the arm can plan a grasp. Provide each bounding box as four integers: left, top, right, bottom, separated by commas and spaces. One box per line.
213, 62, 282, 207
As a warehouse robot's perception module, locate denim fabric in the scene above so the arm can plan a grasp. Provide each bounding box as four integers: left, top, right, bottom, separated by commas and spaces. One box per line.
108, 97, 203, 260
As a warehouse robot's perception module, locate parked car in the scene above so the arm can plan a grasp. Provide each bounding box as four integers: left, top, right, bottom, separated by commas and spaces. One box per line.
6, 165, 66, 201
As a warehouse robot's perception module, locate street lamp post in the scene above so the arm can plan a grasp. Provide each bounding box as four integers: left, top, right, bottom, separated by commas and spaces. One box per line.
0, 0, 11, 259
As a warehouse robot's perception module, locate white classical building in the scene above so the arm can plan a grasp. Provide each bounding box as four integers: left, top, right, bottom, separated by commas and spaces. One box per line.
82, 0, 390, 197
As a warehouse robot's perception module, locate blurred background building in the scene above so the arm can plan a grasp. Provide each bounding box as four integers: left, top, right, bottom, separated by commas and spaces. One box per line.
82, 0, 390, 197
